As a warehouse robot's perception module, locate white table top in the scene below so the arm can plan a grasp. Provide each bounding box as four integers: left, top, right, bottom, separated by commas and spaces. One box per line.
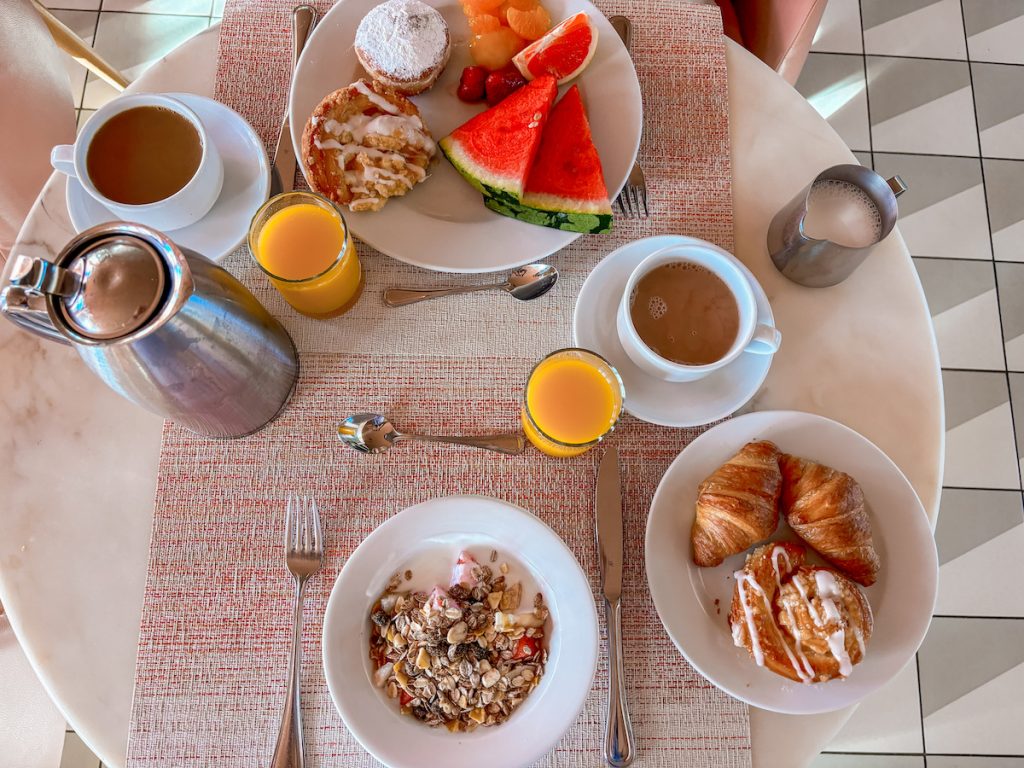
0, 22, 942, 768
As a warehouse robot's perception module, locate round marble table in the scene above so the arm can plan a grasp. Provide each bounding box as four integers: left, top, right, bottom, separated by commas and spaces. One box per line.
0, 22, 942, 768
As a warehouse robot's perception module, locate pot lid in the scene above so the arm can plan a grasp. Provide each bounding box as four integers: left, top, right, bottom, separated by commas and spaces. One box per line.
59, 234, 167, 340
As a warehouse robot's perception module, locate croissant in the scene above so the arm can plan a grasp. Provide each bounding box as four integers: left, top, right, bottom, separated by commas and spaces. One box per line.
779, 455, 880, 586
691, 440, 781, 567
730, 542, 873, 683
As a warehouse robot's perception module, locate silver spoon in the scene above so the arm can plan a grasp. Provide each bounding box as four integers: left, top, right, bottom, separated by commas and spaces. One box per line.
338, 413, 525, 455
383, 263, 558, 307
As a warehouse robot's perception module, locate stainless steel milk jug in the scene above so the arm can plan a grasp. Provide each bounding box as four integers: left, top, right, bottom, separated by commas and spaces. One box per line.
0, 223, 298, 438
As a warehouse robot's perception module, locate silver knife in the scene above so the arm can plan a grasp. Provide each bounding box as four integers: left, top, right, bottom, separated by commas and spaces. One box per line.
596, 446, 636, 767
271, 5, 318, 195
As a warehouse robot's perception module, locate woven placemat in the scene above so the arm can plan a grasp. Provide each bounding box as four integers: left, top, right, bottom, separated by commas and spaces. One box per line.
126, 2, 750, 765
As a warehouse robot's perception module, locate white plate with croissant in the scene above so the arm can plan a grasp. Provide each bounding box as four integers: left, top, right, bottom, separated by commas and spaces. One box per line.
645, 410, 938, 714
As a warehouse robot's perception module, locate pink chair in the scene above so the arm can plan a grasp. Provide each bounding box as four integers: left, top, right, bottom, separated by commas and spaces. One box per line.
715, 0, 829, 84
0, 1, 77, 262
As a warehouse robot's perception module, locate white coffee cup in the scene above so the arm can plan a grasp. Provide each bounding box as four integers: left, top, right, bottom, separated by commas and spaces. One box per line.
50, 93, 223, 232
616, 241, 781, 382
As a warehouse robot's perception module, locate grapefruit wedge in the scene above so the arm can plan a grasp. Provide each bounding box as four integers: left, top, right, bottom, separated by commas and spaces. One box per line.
484, 85, 612, 233
512, 11, 597, 84
439, 75, 558, 203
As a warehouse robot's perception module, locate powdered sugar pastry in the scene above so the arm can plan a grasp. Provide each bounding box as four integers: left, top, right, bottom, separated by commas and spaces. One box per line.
356, 0, 449, 80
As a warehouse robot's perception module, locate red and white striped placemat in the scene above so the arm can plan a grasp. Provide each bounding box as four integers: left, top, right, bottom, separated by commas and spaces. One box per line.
126, 2, 750, 766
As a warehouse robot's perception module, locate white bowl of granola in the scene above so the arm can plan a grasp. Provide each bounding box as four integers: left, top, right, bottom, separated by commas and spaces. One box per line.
322, 494, 599, 768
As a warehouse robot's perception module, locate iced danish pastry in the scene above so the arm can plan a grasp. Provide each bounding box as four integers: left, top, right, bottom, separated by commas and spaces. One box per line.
355, 0, 451, 96
301, 79, 436, 213
729, 542, 873, 684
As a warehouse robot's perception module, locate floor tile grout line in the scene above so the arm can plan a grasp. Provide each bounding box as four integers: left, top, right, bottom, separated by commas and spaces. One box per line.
808, 48, 1023, 68
47, 7, 211, 18
917, 639, 928, 759
941, 484, 1024, 491
855, 0, 874, 157
874, 149, 1024, 162
823, 751, 1024, 758
932, 614, 1024, 620
958, 0, 1024, 493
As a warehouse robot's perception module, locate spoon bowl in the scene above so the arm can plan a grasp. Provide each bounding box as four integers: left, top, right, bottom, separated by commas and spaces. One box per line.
506, 263, 559, 301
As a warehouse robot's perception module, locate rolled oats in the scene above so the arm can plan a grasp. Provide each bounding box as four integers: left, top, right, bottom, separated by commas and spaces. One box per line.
368, 552, 549, 731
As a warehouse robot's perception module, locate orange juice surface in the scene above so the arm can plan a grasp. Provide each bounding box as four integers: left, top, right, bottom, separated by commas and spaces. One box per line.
255, 203, 362, 317
524, 356, 621, 457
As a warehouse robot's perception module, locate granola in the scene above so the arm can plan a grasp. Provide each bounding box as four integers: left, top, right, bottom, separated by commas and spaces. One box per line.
368, 550, 548, 731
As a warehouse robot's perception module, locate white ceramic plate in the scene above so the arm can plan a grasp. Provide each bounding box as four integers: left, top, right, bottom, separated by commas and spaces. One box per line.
645, 411, 938, 714
289, 0, 642, 273
573, 235, 776, 427
66, 93, 269, 262
322, 495, 598, 768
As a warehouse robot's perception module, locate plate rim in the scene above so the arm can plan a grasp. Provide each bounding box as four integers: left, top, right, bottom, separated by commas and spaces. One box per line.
573, 234, 775, 428
644, 409, 939, 714
288, 0, 642, 273
321, 493, 600, 768
65, 92, 270, 262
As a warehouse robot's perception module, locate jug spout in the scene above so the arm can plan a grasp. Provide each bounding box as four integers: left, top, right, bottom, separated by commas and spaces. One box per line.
0, 255, 77, 345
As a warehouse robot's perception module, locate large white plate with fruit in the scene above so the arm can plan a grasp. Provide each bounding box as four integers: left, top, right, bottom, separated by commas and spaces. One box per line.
290, 0, 642, 273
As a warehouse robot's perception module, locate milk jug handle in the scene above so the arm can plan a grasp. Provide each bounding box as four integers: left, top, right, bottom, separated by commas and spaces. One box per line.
887, 175, 908, 198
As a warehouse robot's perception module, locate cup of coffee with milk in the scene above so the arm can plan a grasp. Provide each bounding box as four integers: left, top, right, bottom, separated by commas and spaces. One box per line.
617, 240, 781, 383
50, 93, 223, 232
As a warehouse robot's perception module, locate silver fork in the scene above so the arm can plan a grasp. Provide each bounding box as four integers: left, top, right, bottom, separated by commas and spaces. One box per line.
610, 15, 649, 219
271, 495, 325, 768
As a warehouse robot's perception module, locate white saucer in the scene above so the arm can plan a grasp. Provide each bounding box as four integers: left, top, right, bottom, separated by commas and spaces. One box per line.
573, 235, 776, 427
66, 93, 270, 262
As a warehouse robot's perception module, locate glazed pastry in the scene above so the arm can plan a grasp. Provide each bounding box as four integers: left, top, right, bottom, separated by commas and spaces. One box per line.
354, 0, 451, 96
730, 542, 873, 683
780, 454, 880, 586
691, 440, 782, 567
301, 79, 436, 213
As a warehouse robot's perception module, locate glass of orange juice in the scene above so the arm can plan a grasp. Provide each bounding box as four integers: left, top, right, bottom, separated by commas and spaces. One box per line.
522, 348, 625, 457
248, 191, 363, 318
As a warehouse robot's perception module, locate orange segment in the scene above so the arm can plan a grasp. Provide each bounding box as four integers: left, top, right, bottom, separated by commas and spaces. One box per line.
470, 27, 527, 70
468, 13, 502, 34
506, 5, 550, 40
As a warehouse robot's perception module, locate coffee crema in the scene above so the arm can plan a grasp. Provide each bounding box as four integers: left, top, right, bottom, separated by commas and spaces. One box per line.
629, 262, 740, 366
86, 106, 202, 205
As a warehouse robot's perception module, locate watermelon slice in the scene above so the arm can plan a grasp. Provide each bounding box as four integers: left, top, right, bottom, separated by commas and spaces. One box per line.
484, 85, 612, 234
438, 75, 558, 204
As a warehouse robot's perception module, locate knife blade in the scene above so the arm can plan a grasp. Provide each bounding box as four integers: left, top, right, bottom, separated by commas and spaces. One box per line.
271, 5, 317, 195
596, 446, 623, 602
595, 446, 635, 767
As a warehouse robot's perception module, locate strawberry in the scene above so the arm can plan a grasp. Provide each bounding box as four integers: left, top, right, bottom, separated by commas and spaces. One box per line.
485, 64, 528, 106
512, 633, 543, 660
457, 66, 488, 103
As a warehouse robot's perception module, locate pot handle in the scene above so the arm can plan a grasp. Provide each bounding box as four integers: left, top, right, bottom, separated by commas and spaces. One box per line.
0, 256, 75, 345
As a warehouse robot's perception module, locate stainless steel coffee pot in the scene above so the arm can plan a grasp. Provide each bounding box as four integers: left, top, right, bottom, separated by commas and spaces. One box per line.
0, 223, 298, 438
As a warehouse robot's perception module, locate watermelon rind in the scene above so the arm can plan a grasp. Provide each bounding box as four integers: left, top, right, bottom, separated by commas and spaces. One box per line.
484, 194, 613, 234
438, 136, 522, 204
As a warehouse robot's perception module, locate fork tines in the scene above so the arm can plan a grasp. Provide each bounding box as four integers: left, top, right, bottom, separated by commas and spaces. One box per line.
285, 493, 324, 559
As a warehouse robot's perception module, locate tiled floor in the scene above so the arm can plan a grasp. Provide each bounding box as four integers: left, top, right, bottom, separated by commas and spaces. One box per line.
34, 0, 1024, 766
800, 0, 1024, 765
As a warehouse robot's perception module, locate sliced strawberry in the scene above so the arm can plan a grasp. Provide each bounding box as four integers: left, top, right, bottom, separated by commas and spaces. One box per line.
485, 64, 528, 106
512, 634, 543, 660
457, 66, 488, 103
399, 689, 414, 707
